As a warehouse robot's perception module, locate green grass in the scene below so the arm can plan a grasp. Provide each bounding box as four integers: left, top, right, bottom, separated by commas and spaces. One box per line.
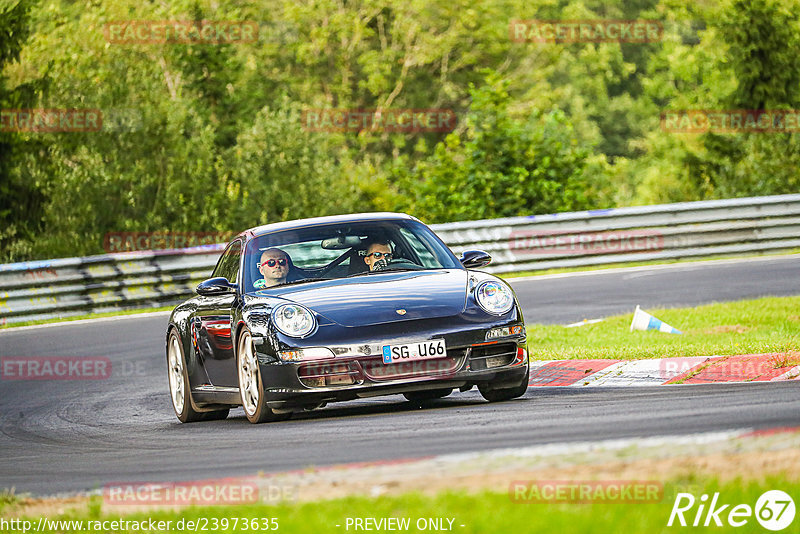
500, 249, 800, 279
526, 296, 800, 360
4, 476, 797, 533
0, 489, 18, 513
0, 305, 174, 330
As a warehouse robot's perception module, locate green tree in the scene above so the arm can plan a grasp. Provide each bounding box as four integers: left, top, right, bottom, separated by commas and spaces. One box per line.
633, 0, 800, 203
693, 0, 800, 198
220, 100, 381, 229
393, 76, 604, 222
0, 0, 49, 260
8, 0, 799, 262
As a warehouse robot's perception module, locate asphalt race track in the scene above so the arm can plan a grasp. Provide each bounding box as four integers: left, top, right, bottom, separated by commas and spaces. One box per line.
1, 256, 798, 496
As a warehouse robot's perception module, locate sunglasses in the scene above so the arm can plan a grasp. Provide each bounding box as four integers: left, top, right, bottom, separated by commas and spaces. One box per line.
367, 252, 393, 260
260, 258, 287, 268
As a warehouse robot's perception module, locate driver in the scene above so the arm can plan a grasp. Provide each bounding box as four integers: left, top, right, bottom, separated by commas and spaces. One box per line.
363, 239, 393, 271
257, 248, 290, 288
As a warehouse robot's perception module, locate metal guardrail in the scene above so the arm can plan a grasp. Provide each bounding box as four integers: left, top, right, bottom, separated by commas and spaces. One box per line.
1, 194, 799, 325
434, 193, 800, 273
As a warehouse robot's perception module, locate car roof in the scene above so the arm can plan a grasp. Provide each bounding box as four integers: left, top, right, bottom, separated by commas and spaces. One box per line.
240, 212, 419, 240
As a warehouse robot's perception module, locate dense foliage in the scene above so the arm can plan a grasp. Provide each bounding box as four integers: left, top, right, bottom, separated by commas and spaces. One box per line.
1, 0, 799, 261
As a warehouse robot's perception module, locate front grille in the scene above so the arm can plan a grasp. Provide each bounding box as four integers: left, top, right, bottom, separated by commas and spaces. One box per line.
360, 348, 468, 381
298, 361, 362, 388
469, 342, 517, 371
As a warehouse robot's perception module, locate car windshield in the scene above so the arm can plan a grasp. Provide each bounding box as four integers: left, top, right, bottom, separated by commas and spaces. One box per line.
242, 219, 462, 293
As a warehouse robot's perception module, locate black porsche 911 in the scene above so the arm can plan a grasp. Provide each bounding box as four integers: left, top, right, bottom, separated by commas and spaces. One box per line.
166, 213, 529, 423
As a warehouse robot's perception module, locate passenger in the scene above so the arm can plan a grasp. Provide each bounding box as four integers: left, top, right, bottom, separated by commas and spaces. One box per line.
363, 239, 393, 271
257, 248, 290, 288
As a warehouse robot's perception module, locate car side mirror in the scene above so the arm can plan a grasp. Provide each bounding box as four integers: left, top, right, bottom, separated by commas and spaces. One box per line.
460, 250, 492, 269
196, 277, 237, 296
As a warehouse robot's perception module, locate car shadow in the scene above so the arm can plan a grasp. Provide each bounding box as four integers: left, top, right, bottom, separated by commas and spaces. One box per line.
222, 390, 535, 425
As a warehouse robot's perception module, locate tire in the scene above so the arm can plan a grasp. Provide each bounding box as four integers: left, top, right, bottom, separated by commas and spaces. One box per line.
237, 328, 291, 424
478, 365, 529, 403
403, 388, 452, 403
167, 329, 206, 423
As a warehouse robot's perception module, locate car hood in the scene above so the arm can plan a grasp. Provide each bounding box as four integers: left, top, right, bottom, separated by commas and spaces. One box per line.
257, 269, 469, 327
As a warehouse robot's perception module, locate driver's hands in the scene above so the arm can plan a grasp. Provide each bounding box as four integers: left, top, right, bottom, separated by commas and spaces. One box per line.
372, 258, 389, 271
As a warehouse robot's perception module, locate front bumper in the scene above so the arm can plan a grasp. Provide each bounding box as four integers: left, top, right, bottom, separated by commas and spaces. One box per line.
253, 336, 528, 410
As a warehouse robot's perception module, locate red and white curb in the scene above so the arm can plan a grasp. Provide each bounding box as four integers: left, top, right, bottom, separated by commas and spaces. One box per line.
528, 353, 800, 387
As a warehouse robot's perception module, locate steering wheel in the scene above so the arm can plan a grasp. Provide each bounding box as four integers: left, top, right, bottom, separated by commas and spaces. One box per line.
375, 258, 423, 271
317, 249, 356, 278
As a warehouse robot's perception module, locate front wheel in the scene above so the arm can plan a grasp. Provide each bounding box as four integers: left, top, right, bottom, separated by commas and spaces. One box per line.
167, 330, 207, 423
237, 329, 291, 424
478, 365, 529, 403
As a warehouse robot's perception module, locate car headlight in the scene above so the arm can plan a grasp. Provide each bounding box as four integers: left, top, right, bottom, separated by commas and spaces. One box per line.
475, 280, 514, 315
272, 304, 316, 337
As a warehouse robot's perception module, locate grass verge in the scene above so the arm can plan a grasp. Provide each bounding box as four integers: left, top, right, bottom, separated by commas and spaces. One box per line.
526, 296, 800, 360
0, 305, 174, 330
3, 476, 797, 533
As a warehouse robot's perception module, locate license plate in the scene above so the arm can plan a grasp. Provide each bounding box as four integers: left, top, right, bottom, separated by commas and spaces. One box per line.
382, 339, 447, 364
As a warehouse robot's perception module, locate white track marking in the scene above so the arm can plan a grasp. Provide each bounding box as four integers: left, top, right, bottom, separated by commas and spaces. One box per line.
424, 430, 750, 465
579, 357, 710, 387
507, 254, 797, 283
771, 365, 800, 381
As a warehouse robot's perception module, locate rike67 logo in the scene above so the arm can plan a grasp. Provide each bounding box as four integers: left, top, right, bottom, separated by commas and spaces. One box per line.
668, 490, 795, 531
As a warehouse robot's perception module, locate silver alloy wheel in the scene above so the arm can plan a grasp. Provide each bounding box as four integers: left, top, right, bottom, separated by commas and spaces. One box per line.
168, 336, 185, 414
238, 331, 260, 416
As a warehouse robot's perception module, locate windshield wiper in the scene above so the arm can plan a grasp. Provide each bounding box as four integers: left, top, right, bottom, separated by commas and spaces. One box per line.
380, 267, 419, 273
347, 267, 419, 278
346, 271, 375, 278
275, 277, 334, 287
